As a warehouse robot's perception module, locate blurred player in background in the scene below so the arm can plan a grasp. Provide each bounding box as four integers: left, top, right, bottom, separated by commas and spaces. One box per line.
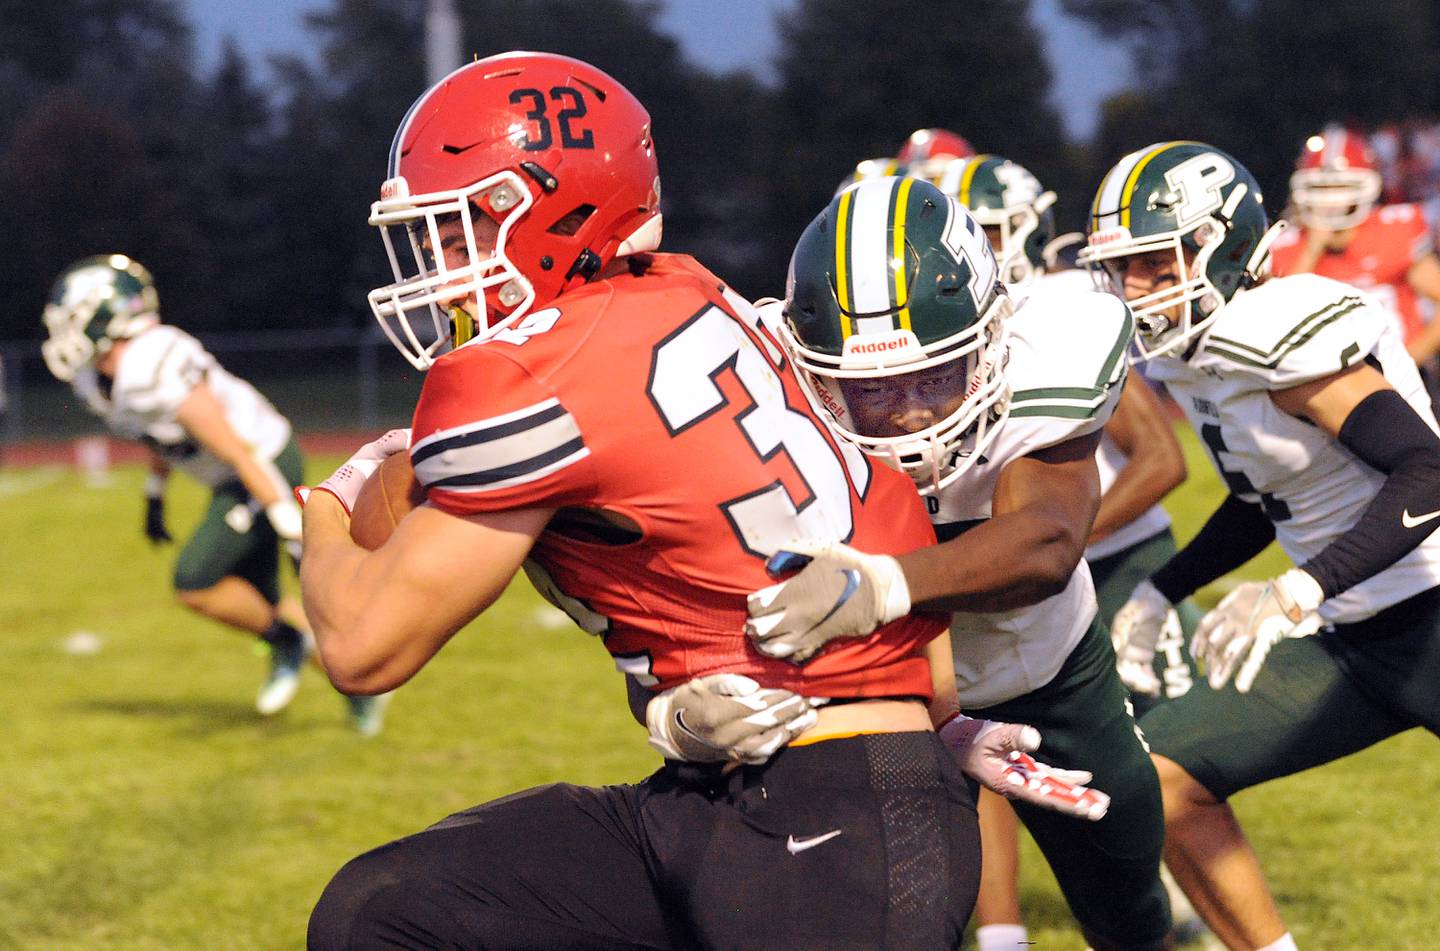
303, 52, 1001, 949
932, 153, 1206, 949
1271, 126, 1440, 405
896, 126, 976, 180
1084, 141, 1440, 951
40, 254, 385, 734
733, 175, 1170, 950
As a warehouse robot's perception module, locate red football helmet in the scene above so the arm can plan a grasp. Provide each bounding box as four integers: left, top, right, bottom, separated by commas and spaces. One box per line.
896, 128, 975, 180
368, 52, 663, 369
1289, 126, 1383, 231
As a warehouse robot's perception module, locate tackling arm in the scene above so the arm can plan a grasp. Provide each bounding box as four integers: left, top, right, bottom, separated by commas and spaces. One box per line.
300, 490, 551, 694
1087, 375, 1186, 545
900, 430, 1103, 614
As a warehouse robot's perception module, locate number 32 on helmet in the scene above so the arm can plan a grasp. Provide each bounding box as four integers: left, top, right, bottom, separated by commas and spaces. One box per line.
368, 52, 664, 369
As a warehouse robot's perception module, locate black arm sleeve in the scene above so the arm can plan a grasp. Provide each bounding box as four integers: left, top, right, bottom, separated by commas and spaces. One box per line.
1150, 494, 1276, 603
1297, 389, 1440, 599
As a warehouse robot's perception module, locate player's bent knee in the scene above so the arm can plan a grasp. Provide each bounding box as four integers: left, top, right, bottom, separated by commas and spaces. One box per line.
174, 585, 210, 612
1152, 753, 1218, 818
308, 852, 429, 950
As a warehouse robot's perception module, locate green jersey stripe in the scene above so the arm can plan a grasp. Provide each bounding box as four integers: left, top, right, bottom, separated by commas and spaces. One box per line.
1206, 296, 1363, 360
1012, 385, 1105, 401
1093, 304, 1135, 388
1011, 403, 1106, 419
1206, 305, 1359, 370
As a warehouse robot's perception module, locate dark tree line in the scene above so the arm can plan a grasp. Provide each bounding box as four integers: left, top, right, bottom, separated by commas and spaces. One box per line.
1065, 0, 1440, 217
1, 0, 1436, 348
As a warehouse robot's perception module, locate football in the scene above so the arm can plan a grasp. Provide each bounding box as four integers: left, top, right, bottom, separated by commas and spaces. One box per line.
349, 451, 425, 550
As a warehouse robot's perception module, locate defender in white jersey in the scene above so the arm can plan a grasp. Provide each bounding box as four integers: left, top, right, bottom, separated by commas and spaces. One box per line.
932, 154, 1206, 950
41, 255, 384, 733
1082, 142, 1440, 951
739, 177, 1171, 950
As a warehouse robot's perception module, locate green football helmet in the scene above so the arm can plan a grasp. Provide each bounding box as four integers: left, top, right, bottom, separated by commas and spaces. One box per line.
933, 154, 1056, 288
1077, 141, 1284, 361
782, 176, 1011, 493
42, 254, 160, 381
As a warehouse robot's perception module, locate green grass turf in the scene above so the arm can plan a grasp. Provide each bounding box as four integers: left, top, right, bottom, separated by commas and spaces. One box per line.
0, 429, 1435, 948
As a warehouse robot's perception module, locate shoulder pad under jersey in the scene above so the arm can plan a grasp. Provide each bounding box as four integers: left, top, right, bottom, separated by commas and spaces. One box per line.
1004, 287, 1132, 445
1198, 274, 1387, 388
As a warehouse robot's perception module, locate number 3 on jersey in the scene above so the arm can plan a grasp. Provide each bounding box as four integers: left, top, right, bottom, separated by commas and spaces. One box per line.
647, 300, 868, 557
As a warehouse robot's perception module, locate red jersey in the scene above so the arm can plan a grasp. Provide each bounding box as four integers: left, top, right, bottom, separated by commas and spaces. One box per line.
409, 253, 946, 699
1270, 203, 1434, 343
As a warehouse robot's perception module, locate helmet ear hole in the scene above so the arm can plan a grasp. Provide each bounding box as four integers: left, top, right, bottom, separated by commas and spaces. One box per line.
548, 205, 596, 236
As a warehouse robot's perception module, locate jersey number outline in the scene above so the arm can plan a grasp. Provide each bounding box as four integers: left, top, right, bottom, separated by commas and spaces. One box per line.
647, 301, 868, 558
1200, 422, 1292, 521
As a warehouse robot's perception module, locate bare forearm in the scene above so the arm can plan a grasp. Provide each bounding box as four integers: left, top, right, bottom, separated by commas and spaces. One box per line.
299, 495, 370, 644
900, 512, 1084, 613
300, 497, 547, 693
299, 497, 459, 692
924, 631, 959, 727
1089, 456, 1182, 543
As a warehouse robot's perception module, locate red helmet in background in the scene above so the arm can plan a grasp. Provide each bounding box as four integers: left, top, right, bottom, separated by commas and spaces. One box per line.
1289, 126, 1383, 231
896, 128, 975, 180
368, 51, 663, 369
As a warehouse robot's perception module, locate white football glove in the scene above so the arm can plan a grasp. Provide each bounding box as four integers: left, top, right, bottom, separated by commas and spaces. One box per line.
299, 428, 412, 514
746, 543, 912, 664
646, 673, 825, 764
1191, 568, 1324, 693
939, 715, 1110, 821
1109, 579, 1175, 697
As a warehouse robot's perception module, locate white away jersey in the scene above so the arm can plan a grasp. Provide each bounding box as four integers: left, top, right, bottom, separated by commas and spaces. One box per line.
936, 284, 1132, 708
1014, 270, 1173, 563
74, 325, 291, 487
1146, 273, 1440, 622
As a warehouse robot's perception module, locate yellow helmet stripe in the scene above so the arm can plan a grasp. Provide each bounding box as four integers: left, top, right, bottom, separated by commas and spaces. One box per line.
835, 186, 855, 339
891, 176, 915, 330
957, 154, 991, 208
1119, 142, 1178, 230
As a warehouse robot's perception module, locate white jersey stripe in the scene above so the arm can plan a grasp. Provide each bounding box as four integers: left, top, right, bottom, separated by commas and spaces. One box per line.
426, 445, 590, 494
412, 397, 586, 492
412, 398, 566, 456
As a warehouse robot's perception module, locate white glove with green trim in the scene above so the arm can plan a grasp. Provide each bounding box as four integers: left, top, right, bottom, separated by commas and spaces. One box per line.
1191, 568, 1324, 692
646, 673, 825, 764
745, 544, 911, 664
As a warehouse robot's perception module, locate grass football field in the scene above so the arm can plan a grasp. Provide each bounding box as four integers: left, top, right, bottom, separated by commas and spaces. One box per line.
1, 429, 1435, 948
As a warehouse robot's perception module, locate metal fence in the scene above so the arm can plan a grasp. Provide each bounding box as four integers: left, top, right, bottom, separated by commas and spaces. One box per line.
0, 326, 425, 446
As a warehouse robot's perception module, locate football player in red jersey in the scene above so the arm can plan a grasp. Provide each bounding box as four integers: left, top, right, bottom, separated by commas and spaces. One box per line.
1271, 126, 1440, 398
298, 52, 1102, 949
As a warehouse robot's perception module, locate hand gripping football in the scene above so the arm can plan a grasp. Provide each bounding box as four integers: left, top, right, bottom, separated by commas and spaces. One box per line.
348, 451, 425, 549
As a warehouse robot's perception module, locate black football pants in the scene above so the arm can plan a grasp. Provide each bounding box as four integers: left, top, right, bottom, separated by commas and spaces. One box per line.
309, 731, 980, 950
